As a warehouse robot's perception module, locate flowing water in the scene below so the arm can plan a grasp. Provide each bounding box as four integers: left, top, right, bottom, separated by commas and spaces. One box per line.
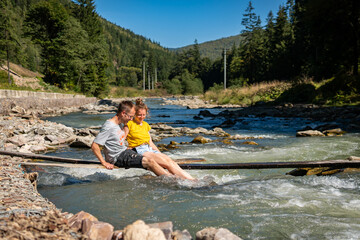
38, 98, 360, 239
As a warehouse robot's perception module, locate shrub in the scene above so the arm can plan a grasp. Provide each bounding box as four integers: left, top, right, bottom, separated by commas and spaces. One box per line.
163, 78, 183, 95
181, 70, 203, 95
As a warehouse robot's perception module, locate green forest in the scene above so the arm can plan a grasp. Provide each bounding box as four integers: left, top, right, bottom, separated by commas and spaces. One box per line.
0, 0, 359, 104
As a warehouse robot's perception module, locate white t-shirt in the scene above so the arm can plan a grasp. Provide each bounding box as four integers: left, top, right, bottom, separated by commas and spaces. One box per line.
94, 120, 127, 164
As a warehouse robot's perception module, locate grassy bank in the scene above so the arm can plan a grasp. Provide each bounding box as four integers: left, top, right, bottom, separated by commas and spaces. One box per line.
204, 81, 291, 106
203, 75, 360, 106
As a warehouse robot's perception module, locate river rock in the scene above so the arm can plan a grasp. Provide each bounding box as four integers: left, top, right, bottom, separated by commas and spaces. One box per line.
11, 105, 26, 114
198, 110, 215, 117
242, 141, 258, 145
148, 221, 173, 240
191, 136, 211, 144
123, 220, 166, 240
70, 136, 94, 148
44, 134, 58, 143
7, 135, 27, 146
68, 211, 98, 231
82, 219, 114, 240
30, 144, 47, 152
211, 127, 230, 137
296, 130, 325, 137
171, 229, 193, 240
196, 227, 242, 240
227, 134, 247, 140
323, 128, 346, 136
213, 119, 236, 128
286, 167, 343, 176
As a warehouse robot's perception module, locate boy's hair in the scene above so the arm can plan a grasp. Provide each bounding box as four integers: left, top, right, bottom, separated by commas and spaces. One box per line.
135, 98, 149, 113
117, 101, 134, 114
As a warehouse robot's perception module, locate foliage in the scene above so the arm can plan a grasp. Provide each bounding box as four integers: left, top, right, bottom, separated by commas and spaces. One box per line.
116, 66, 141, 87
163, 78, 182, 95
110, 86, 168, 98
276, 82, 317, 103
180, 70, 204, 95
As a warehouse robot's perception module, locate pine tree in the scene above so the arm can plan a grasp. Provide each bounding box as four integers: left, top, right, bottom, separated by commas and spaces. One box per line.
0, 0, 21, 84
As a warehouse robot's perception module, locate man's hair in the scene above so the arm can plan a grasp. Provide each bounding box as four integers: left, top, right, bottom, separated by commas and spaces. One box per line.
117, 101, 134, 114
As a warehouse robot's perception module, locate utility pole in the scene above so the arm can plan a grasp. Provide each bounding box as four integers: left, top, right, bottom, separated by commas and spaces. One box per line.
143, 60, 146, 91
224, 48, 227, 90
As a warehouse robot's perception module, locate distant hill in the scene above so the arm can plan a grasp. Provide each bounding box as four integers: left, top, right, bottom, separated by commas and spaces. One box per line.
171, 34, 244, 60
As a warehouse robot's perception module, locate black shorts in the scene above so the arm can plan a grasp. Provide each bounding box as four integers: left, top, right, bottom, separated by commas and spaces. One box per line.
115, 149, 144, 169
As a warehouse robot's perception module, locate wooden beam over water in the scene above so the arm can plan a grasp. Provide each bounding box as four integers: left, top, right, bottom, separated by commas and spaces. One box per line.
1, 150, 360, 170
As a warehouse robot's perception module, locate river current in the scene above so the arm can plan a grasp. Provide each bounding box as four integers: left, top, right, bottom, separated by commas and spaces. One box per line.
38, 98, 360, 239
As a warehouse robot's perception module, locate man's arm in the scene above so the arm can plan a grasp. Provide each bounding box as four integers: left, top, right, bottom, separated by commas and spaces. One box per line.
91, 141, 114, 170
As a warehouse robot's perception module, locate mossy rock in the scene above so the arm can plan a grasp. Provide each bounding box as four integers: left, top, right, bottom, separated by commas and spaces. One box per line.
287, 167, 344, 176
242, 141, 258, 145
191, 136, 211, 144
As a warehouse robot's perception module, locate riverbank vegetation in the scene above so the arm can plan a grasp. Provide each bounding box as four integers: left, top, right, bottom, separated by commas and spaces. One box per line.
0, 0, 359, 105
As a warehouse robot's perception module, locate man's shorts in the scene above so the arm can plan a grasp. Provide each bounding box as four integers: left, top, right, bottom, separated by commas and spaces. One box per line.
115, 149, 144, 169
135, 144, 160, 155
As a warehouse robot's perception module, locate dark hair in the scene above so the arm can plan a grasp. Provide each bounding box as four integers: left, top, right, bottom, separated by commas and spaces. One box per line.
117, 100, 134, 114
135, 98, 149, 114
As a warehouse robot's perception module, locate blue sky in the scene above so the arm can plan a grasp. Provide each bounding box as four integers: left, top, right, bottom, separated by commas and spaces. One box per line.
94, 0, 286, 48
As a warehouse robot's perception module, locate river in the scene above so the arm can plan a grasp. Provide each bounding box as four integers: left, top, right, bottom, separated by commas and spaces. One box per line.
38, 98, 360, 239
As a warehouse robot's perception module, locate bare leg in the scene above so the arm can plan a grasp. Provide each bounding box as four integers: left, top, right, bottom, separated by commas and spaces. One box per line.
143, 152, 195, 180
142, 156, 170, 177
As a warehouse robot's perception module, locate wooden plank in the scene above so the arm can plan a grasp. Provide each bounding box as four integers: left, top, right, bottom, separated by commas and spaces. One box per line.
21, 159, 360, 170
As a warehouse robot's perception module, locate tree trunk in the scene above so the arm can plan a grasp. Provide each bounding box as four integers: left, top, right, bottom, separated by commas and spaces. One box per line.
6, 48, 11, 85
5, 30, 11, 85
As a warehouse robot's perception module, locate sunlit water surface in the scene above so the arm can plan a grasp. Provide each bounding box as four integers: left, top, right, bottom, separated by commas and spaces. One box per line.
38, 98, 360, 239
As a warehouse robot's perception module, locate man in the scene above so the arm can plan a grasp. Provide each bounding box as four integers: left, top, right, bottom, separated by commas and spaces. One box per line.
91, 100, 194, 180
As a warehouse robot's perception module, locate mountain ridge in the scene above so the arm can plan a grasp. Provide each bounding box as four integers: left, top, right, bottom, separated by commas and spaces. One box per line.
170, 34, 244, 60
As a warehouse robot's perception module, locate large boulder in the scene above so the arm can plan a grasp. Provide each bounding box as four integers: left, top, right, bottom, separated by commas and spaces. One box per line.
68, 211, 98, 231
82, 219, 114, 240
148, 221, 173, 240
123, 220, 166, 240
296, 130, 325, 137
196, 227, 242, 240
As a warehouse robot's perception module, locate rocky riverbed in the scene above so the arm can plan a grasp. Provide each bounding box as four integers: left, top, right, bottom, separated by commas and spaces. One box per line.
2, 97, 360, 239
